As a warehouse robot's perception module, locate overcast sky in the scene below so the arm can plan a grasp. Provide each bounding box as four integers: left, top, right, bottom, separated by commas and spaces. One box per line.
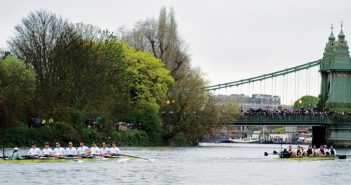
1, 0, 350, 104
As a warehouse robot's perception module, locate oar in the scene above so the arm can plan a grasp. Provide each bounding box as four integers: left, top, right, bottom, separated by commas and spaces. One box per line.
264, 151, 279, 156
120, 154, 154, 161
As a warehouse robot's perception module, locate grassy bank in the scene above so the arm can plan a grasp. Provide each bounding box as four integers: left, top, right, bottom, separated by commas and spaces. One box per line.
3, 123, 153, 147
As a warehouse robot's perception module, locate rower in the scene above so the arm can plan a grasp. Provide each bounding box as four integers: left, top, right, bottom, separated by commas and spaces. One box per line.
99, 142, 110, 156
296, 146, 302, 157
287, 145, 294, 157
42, 142, 53, 157
109, 142, 120, 156
28, 143, 42, 158
330, 146, 337, 156
318, 145, 325, 156
312, 145, 318, 156
325, 145, 331, 155
90, 142, 100, 156
65, 142, 77, 157
306, 145, 313, 156
53, 142, 66, 157
11, 147, 22, 160
77, 141, 89, 156
300, 146, 306, 156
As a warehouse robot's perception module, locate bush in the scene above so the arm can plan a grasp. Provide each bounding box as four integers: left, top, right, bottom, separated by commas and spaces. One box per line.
3, 123, 153, 147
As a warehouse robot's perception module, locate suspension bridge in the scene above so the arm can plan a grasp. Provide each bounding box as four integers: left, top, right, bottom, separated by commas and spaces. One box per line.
206, 25, 351, 147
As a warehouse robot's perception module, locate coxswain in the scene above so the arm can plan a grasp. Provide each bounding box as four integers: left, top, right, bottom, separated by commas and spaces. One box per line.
109, 142, 121, 156
90, 142, 100, 156
42, 142, 53, 157
77, 141, 89, 156
65, 142, 77, 157
28, 143, 42, 158
280, 147, 290, 158
306, 145, 313, 156
11, 148, 22, 160
330, 146, 337, 156
53, 142, 66, 157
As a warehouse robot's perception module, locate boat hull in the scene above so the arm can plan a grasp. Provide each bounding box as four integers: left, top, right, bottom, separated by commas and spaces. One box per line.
0, 156, 131, 163
273, 156, 337, 161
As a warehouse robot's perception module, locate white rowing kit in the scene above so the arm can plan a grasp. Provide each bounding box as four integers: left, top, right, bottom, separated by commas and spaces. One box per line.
100, 147, 110, 156
109, 147, 120, 155
77, 146, 89, 156
90, 146, 100, 155
42, 148, 53, 156
66, 147, 77, 155
53, 147, 67, 156
28, 148, 43, 156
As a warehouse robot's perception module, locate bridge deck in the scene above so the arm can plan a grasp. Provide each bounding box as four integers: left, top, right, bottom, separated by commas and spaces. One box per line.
220, 115, 351, 126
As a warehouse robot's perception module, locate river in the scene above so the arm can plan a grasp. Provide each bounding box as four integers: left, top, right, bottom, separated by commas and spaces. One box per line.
1, 143, 351, 185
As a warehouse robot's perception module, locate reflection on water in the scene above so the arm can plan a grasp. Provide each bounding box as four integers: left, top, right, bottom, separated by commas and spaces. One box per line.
1, 144, 351, 185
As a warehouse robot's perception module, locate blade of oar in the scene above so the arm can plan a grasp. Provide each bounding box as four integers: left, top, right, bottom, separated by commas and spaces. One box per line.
121, 154, 154, 161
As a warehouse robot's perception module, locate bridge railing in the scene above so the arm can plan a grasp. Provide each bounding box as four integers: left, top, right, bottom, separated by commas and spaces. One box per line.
223, 114, 351, 125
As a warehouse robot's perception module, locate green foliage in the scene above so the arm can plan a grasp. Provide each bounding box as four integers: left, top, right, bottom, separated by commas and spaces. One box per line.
0, 56, 36, 129
5, 123, 151, 147
137, 103, 163, 144
273, 127, 285, 134
293, 95, 319, 110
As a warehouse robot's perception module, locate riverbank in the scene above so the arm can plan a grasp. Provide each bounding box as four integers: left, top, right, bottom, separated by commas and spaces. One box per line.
2, 123, 154, 147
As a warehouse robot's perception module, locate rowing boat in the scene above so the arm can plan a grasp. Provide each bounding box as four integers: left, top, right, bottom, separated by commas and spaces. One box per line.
273, 156, 337, 161
0, 156, 132, 163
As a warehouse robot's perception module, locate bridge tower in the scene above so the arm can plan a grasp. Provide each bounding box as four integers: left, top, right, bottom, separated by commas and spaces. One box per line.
315, 23, 351, 147
319, 24, 351, 112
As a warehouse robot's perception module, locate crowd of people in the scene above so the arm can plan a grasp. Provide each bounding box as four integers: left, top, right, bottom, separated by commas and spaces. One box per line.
10, 141, 121, 160
113, 122, 142, 130
280, 145, 337, 158
241, 108, 331, 116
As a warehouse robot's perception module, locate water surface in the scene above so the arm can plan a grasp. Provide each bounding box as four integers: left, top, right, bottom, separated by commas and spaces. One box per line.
1, 144, 351, 185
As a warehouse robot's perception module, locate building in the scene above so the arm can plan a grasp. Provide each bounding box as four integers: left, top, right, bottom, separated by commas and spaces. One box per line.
216, 94, 281, 110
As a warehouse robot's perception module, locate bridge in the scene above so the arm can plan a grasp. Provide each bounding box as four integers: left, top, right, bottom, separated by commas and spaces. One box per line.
206, 25, 351, 147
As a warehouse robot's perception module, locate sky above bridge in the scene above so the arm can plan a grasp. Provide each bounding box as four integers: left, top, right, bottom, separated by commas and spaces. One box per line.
1, 0, 351, 104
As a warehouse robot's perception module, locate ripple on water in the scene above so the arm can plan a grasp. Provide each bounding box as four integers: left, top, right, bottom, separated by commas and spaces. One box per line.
1, 145, 351, 185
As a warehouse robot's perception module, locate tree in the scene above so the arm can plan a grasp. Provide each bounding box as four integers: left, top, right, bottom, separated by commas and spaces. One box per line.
0, 55, 36, 127
122, 7, 221, 145
8, 10, 71, 111
293, 95, 319, 110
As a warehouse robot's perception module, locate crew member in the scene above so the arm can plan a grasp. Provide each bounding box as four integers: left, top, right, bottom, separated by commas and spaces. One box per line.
53, 142, 66, 157
42, 142, 53, 157
65, 142, 77, 157
280, 148, 290, 158
90, 142, 100, 156
99, 142, 110, 156
28, 143, 42, 157
11, 148, 22, 160
77, 141, 89, 156
109, 142, 121, 156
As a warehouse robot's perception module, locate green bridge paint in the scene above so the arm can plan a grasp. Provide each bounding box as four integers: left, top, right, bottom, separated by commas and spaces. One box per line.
316, 24, 351, 147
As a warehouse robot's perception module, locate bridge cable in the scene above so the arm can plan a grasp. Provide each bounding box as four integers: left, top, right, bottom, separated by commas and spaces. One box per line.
305, 70, 308, 95
295, 72, 297, 102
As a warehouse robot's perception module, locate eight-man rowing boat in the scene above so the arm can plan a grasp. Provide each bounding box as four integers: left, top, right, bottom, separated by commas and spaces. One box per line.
273, 156, 338, 161
0, 156, 133, 163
